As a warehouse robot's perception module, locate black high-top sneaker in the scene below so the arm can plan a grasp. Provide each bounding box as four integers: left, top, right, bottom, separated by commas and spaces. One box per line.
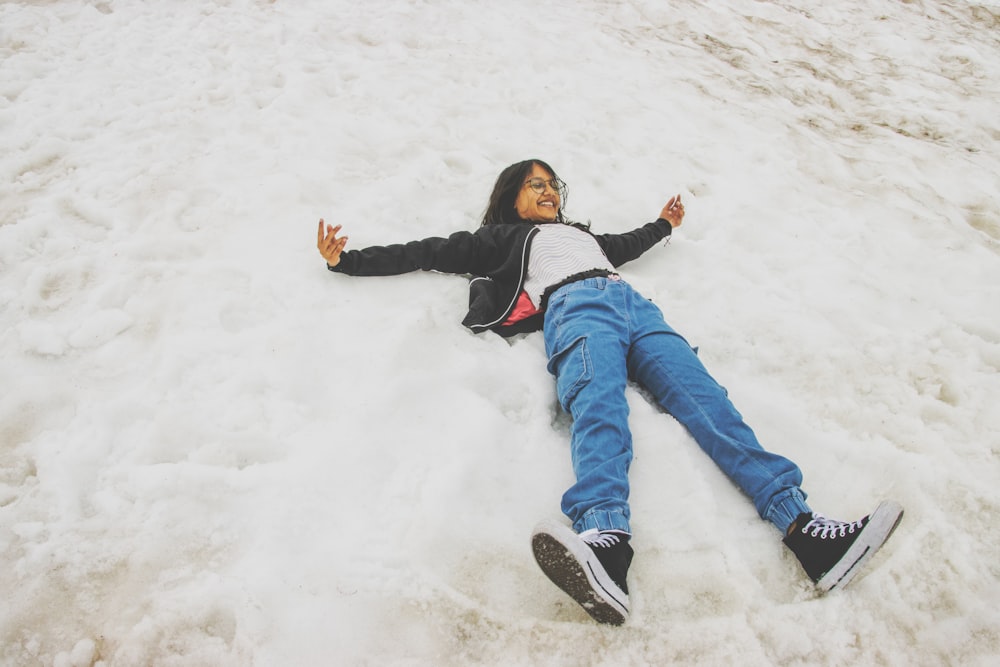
531, 519, 633, 625
783, 500, 904, 592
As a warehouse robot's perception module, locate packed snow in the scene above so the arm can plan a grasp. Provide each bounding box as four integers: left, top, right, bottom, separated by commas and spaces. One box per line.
2, 1, 1000, 665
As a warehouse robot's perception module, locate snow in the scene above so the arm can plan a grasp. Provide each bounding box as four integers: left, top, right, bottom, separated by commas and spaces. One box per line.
2, 0, 999, 665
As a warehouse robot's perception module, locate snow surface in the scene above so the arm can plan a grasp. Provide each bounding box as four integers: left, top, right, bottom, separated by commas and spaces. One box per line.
2, 0, 1000, 665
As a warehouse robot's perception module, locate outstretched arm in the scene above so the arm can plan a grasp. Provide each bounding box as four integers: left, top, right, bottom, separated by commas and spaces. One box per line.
595, 192, 685, 267
318, 219, 348, 267
317, 217, 498, 277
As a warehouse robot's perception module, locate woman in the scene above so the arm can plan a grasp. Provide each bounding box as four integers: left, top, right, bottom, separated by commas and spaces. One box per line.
318, 159, 903, 625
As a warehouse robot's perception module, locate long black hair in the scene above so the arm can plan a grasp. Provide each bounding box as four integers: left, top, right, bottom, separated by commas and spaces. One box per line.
480, 159, 569, 227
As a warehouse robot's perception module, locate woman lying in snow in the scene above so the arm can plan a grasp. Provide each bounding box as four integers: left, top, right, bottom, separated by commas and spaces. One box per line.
317, 158, 904, 625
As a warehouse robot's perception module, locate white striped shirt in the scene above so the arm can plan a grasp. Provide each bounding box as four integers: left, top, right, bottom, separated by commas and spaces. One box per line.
523, 224, 616, 306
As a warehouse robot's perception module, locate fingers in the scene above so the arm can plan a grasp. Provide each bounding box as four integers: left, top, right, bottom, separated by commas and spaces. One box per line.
317, 219, 348, 265
329, 226, 345, 252
659, 193, 685, 229
668, 195, 684, 217
317, 219, 341, 244
660, 194, 684, 212
317, 220, 344, 246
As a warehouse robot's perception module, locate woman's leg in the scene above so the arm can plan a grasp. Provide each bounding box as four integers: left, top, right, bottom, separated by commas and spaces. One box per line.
624, 297, 810, 532
544, 278, 634, 534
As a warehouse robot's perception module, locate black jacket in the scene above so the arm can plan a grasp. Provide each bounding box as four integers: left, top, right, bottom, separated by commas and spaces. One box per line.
328, 218, 673, 336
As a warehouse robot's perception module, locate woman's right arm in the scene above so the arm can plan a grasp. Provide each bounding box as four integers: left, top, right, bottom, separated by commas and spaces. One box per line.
317, 218, 496, 277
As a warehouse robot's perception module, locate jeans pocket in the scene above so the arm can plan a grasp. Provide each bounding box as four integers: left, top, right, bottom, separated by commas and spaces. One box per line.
548, 335, 593, 409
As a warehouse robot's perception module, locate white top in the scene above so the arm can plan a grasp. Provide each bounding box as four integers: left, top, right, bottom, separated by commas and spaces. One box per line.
523, 224, 616, 306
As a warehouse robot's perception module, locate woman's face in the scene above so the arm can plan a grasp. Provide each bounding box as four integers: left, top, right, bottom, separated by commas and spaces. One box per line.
514, 163, 561, 222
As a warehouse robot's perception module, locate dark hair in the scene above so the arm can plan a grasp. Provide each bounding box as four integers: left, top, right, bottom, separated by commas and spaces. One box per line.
480, 159, 568, 227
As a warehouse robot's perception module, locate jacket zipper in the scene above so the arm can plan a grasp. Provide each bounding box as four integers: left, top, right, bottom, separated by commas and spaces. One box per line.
472, 225, 538, 331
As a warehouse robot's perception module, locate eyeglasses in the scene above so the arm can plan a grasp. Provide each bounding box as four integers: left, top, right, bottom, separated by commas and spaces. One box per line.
523, 177, 565, 194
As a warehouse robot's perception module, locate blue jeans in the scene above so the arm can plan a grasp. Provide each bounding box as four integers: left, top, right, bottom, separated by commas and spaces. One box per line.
543, 277, 810, 535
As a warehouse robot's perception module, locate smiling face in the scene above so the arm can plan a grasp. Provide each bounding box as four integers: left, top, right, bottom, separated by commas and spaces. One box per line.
514, 163, 561, 222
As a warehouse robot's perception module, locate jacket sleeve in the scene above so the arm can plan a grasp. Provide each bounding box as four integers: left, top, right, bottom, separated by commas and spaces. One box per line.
594, 218, 673, 268
328, 228, 504, 277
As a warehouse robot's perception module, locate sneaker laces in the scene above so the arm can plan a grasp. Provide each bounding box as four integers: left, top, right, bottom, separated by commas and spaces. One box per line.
800, 514, 864, 539
580, 529, 629, 548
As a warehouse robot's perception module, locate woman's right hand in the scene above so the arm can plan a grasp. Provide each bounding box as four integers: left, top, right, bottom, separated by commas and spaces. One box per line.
317, 219, 349, 267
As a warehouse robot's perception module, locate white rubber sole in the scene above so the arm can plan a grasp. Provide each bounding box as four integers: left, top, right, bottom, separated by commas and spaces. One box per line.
531, 519, 630, 625
817, 500, 905, 593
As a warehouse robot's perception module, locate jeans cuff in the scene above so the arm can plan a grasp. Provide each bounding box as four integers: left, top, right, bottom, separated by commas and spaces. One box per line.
765, 488, 812, 534
574, 509, 631, 535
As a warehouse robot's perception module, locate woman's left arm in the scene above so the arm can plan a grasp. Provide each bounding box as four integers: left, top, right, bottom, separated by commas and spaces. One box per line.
596, 193, 685, 267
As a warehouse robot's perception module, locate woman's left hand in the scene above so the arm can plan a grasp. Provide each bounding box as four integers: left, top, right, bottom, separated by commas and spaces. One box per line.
659, 194, 685, 228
